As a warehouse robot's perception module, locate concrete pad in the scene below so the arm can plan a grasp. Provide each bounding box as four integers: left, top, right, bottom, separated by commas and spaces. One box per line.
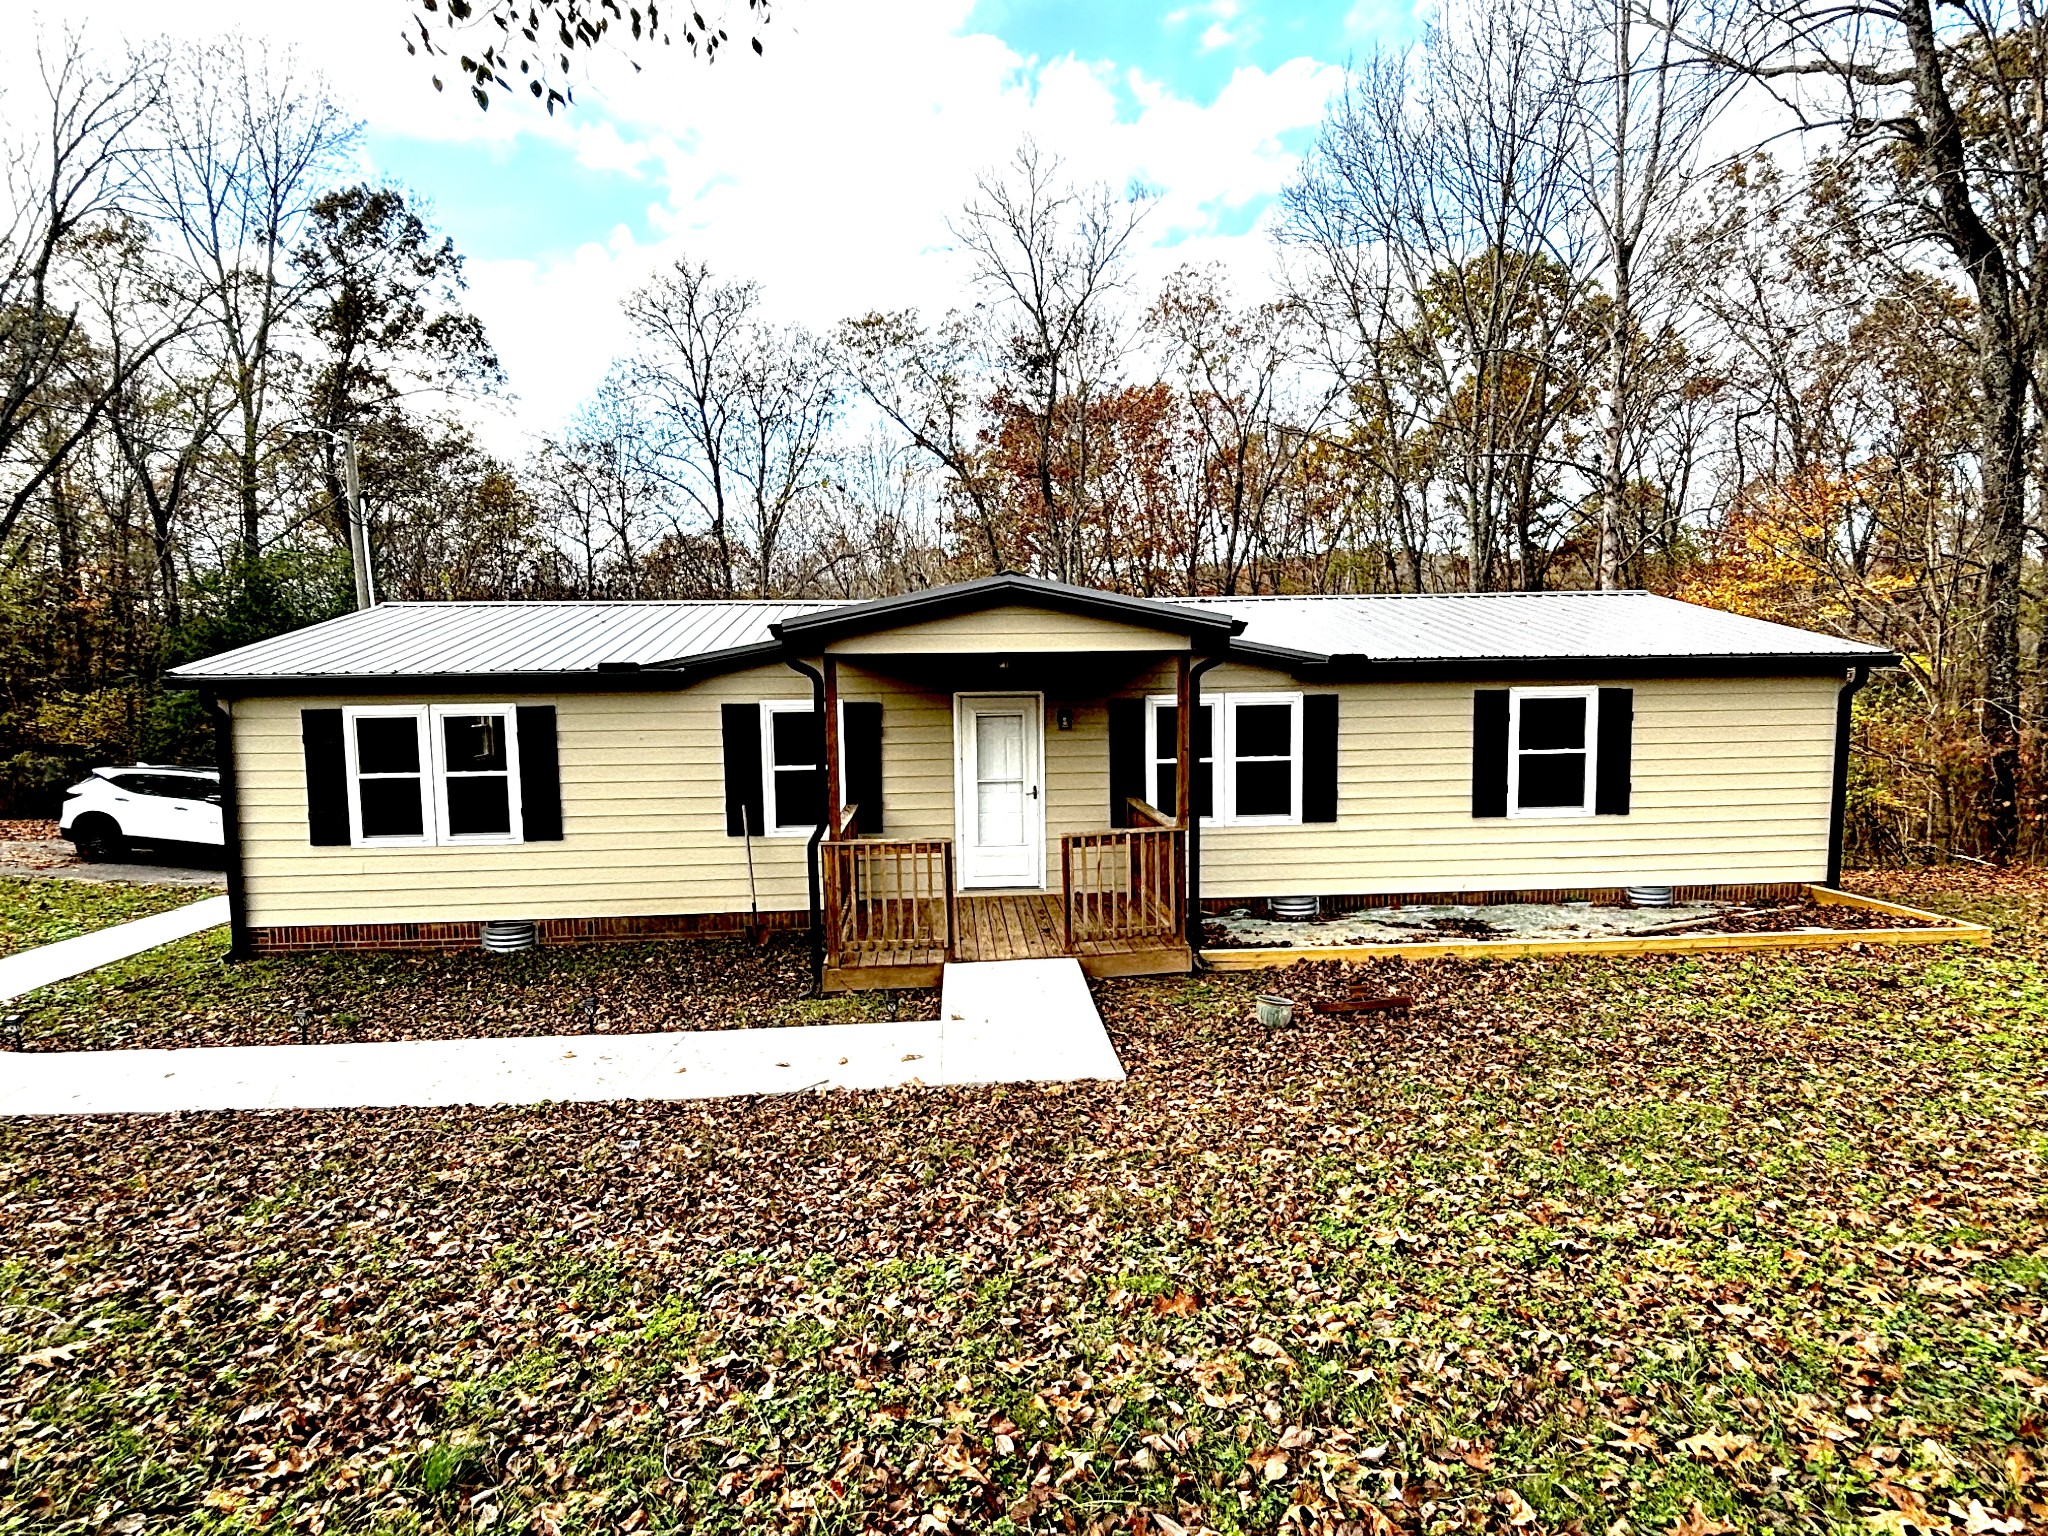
0, 894, 229, 1003
0, 960, 1126, 1115
940, 958, 1125, 1086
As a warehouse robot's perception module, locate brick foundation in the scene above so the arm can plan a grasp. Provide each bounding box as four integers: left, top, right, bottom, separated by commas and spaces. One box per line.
247, 908, 811, 955
1199, 882, 1809, 917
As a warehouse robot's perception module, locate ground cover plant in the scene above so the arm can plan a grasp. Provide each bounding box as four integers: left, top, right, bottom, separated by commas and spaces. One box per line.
7, 930, 916, 1051
0, 877, 209, 960
2, 869, 2044, 1535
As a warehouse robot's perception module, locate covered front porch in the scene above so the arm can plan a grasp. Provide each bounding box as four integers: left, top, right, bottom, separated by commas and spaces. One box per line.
801, 615, 1212, 992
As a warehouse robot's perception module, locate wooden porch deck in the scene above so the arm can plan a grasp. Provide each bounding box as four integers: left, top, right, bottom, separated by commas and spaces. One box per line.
821, 892, 1193, 992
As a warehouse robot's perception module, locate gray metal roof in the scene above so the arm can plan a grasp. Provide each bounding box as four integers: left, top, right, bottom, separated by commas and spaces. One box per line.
168, 584, 1889, 687
1170, 590, 1891, 663
168, 600, 834, 681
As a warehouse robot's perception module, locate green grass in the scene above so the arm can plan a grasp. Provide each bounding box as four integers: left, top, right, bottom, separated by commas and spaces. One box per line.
0, 876, 206, 959
2, 870, 2044, 1534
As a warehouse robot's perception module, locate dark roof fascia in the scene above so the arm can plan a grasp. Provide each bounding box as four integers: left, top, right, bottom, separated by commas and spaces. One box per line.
181, 669, 707, 698
768, 574, 1245, 650
1296, 651, 1899, 682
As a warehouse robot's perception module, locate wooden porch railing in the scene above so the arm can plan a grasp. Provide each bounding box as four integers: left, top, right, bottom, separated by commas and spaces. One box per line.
822, 836, 955, 964
1061, 819, 1185, 950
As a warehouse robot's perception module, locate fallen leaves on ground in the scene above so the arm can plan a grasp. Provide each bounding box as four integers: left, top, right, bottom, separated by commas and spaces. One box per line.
1, 870, 2044, 1535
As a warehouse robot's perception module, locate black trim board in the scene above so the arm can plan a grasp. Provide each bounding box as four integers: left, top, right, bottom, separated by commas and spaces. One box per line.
208, 694, 252, 961
1828, 665, 1870, 885
769, 573, 1244, 650
186, 645, 1895, 697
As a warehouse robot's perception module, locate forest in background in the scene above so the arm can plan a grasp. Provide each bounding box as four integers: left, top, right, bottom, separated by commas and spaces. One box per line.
3, 0, 2045, 865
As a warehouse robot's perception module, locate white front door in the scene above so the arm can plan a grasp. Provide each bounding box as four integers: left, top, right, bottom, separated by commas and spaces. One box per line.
954, 693, 1045, 889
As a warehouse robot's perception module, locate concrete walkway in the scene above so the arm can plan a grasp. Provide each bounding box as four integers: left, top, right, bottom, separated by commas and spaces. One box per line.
0, 958, 1125, 1116
0, 894, 230, 1003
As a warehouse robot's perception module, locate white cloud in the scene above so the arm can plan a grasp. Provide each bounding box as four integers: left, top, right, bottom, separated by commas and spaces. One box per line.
20, 0, 1346, 450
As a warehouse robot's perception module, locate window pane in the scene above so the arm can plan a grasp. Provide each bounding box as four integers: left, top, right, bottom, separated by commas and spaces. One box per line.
975, 713, 1023, 780
1195, 761, 1215, 819
1192, 702, 1213, 757
442, 714, 506, 772
976, 780, 1025, 845
359, 775, 424, 838
1236, 759, 1292, 818
1154, 705, 1178, 758
1518, 751, 1587, 809
774, 766, 824, 829
107, 774, 153, 795
1154, 762, 1177, 818
1518, 696, 1586, 751
356, 716, 420, 774
445, 774, 511, 837
1235, 703, 1293, 759
771, 709, 823, 768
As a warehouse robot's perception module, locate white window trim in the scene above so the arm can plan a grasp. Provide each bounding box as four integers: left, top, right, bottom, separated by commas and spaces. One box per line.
1222, 692, 1304, 827
762, 699, 855, 838
342, 705, 430, 848
1507, 685, 1599, 820
1146, 691, 1303, 827
1143, 694, 1215, 824
429, 703, 524, 845
342, 703, 526, 848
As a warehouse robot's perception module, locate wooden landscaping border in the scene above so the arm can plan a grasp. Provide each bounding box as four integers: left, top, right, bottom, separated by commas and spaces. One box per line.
1197, 884, 1991, 971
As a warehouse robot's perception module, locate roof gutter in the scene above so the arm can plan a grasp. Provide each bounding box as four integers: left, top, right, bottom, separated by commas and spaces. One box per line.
1827, 663, 1872, 886
785, 655, 829, 996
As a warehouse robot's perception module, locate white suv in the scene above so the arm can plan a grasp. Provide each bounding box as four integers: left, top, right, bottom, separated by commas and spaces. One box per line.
59, 765, 224, 862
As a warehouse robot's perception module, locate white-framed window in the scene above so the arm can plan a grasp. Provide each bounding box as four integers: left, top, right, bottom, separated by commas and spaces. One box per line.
342, 703, 523, 847
344, 706, 430, 845
1223, 693, 1302, 824
1146, 691, 1302, 826
761, 700, 826, 836
1144, 696, 1214, 820
431, 705, 523, 843
1507, 686, 1598, 818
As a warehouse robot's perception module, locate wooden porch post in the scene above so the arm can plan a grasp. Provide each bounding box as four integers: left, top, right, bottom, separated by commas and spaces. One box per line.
1174, 652, 1193, 827
822, 654, 841, 837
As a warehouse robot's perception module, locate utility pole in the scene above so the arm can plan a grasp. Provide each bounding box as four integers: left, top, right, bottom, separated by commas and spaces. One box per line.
340, 435, 376, 609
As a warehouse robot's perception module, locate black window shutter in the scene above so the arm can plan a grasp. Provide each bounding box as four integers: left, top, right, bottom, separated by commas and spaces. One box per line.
1595, 687, 1633, 815
844, 700, 884, 834
1303, 693, 1339, 822
1107, 698, 1144, 828
1472, 690, 1509, 818
721, 701, 764, 836
301, 708, 349, 845
516, 705, 563, 840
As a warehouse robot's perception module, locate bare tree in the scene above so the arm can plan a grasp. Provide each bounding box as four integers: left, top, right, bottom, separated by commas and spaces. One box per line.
951, 142, 1148, 582
1285, 0, 1599, 591
0, 36, 175, 554
837, 307, 1009, 572
139, 37, 356, 560
1147, 267, 1339, 594
625, 258, 754, 595
726, 325, 837, 595
1690, 0, 2048, 855
1550, 0, 1733, 587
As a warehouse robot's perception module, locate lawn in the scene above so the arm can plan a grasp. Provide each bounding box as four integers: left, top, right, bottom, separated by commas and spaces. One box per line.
5, 928, 910, 1051
2, 870, 2043, 1536
0, 876, 210, 960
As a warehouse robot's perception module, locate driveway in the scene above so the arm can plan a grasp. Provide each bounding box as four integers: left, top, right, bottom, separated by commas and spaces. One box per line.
0, 838, 225, 889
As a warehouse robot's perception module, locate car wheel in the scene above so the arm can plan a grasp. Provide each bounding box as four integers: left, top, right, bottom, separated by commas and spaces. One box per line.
71, 814, 127, 862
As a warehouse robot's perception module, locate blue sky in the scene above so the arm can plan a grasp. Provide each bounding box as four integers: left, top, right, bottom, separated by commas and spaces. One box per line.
35, 0, 1415, 439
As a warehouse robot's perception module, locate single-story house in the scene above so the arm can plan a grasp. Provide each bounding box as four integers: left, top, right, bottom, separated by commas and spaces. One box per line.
168, 574, 1895, 991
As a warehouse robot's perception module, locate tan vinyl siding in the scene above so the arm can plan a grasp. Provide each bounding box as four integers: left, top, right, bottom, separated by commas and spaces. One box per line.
234, 667, 817, 928
235, 653, 1844, 932
1139, 661, 1842, 895
838, 666, 1106, 886
829, 604, 1190, 654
